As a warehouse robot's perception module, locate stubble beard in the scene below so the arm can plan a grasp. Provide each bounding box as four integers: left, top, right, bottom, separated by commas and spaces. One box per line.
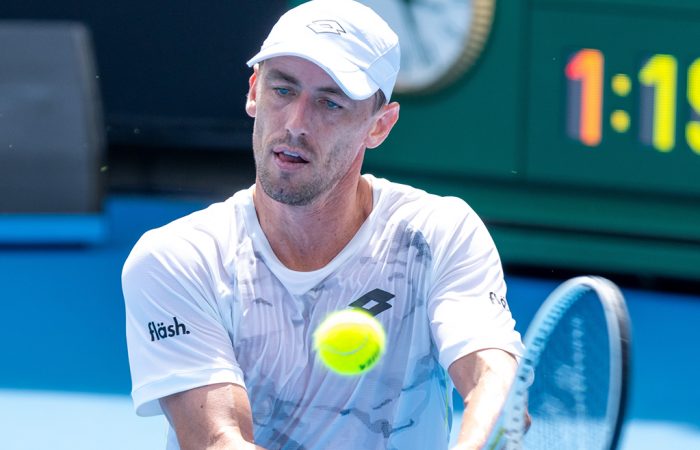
253, 133, 351, 207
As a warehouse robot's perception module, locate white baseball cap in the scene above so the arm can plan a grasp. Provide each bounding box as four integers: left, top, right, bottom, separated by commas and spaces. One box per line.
246, 0, 400, 102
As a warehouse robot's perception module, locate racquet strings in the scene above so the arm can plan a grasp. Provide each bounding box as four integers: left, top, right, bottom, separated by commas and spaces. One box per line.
522, 287, 621, 450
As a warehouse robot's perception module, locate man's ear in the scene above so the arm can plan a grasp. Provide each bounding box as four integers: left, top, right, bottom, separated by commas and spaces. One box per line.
365, 102, 400, 149
245, 64, 260, 118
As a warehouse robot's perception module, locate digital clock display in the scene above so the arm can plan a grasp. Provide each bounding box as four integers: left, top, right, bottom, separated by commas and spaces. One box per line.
565, 49, 700, 155
525, 3, 700, 196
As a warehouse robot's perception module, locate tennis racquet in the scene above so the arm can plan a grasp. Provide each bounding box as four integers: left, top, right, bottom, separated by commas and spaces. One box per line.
484, 276, 632, 450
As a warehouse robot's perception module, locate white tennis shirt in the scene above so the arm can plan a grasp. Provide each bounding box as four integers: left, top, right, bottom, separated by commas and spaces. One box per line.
122, 174, 524, 450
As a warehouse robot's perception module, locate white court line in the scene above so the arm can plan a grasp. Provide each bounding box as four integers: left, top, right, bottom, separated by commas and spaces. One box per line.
1, 389, 698, 450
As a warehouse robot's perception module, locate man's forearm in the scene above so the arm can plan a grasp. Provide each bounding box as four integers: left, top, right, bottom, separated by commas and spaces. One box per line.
448, 349, 518, 450
452, 372, 511, 449
160, 383, 269, 450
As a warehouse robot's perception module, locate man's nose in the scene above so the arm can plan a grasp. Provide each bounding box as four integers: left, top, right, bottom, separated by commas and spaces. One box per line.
284, 95, 312, 137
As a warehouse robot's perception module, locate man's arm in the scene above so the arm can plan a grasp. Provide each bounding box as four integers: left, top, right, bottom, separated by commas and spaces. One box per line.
448, 348, 519, 450
160, 382, 267, 450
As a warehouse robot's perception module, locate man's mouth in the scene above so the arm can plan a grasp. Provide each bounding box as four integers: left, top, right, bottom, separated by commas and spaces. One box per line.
274, 149, 309, 164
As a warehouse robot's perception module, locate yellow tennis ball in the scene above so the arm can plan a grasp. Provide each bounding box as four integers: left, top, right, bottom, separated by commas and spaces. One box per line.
313, 308, 386, 376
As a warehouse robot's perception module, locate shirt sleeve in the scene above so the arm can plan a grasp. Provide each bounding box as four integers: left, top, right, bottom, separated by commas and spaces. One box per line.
427, 198, 525, 371
122, 227, 245, 417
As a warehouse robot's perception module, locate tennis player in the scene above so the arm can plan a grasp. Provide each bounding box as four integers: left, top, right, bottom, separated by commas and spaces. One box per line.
122, 1, 524, 449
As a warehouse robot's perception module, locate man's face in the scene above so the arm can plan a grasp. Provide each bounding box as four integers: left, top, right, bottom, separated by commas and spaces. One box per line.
246, 56, 380, 206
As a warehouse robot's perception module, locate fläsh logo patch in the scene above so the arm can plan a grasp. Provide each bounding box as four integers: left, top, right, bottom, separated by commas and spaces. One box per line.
148, 317, 190, 342
489, 292, 510, 311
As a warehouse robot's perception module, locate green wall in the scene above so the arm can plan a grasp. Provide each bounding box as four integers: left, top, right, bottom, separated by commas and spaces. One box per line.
362, 0, 700, 280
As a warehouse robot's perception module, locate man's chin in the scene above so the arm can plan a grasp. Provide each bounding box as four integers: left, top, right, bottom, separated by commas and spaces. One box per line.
260, 182, 317, 207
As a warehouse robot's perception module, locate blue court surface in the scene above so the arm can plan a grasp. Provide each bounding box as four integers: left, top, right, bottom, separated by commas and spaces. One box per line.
1, 195, 698, 449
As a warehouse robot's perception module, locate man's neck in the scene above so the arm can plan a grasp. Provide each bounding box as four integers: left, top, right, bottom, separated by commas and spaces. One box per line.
252, 175, 373, 272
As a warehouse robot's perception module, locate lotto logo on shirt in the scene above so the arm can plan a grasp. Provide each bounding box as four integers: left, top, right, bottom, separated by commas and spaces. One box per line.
148, 317, 191, 342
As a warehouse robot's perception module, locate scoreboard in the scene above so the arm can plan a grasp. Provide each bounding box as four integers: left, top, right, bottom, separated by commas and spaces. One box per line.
528, 3, 700, 196
364, 0, 700, 280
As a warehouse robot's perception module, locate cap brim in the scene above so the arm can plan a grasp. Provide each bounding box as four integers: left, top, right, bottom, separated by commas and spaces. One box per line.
246, 42, 379, 101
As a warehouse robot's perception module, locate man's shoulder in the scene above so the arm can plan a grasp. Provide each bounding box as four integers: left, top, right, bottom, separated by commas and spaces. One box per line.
370, 174, 476, 222
127, 189, 253, 267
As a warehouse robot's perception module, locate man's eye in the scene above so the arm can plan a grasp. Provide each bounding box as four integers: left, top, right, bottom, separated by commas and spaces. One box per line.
324, 99, 341, 110
274, 87, 291, 96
